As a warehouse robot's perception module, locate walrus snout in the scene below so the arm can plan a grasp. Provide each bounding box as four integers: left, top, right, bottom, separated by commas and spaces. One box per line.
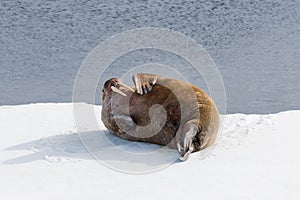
103, 78, 135, 97
103, 78, 119, 92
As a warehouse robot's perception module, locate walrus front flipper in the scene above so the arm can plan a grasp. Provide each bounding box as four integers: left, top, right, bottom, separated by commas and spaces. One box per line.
113, 114, 136, 134
132, 73, 158, 95
177, 121, 200, 161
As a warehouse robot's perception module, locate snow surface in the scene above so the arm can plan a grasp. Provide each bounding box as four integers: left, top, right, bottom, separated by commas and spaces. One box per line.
1, 103, 300, 200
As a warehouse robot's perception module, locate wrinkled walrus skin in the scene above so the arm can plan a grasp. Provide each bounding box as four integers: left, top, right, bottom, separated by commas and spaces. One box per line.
101, 73, 220, 161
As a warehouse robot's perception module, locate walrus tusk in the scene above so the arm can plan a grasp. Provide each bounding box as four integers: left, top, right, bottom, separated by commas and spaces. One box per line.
111, 86, 126, 96
118, 82, 135, 92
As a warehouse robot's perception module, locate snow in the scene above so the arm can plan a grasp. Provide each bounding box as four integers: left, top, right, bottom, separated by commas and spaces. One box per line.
1, 103, 300, 200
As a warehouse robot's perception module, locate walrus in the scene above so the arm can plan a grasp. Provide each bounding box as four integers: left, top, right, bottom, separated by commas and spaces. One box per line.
101, 73, 220, 161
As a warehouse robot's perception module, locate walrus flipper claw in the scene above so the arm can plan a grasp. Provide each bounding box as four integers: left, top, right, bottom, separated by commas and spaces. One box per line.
132, 73, 158, 95
177, 122, 199, 161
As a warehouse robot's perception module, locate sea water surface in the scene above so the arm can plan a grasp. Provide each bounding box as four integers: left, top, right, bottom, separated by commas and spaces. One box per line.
0, 0, 299, 113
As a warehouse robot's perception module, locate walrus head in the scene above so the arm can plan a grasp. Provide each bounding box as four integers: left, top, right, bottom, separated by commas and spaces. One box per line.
101, 78, 137, 124
102, 78, 135, 100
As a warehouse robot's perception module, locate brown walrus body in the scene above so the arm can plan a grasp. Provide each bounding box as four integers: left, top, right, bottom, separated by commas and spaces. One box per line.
101, 73, 219, 160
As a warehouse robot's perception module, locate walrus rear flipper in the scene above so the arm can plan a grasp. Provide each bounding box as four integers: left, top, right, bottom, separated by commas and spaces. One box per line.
177, 120, 200, 161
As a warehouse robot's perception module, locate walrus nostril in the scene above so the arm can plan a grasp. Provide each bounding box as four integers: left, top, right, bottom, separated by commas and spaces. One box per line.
111, 82, 117, 87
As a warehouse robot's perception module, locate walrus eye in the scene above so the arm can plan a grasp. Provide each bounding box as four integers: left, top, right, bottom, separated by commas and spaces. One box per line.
102, 89, 104, 93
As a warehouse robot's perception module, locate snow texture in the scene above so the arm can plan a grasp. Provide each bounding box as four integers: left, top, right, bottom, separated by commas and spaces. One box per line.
1, 103, 299, 199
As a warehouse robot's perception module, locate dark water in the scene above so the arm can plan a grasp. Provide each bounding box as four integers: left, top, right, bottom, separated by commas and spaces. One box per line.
0, 0, 299, 113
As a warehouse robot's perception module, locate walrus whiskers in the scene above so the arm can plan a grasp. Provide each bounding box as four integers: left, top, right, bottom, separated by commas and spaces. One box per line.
118, 82, 135, 92
111, 86, 126, 96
